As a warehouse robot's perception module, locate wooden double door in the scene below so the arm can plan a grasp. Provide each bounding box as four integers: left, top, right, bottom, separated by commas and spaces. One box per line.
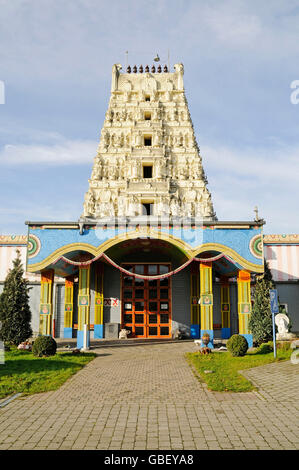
121, 263, 172, 338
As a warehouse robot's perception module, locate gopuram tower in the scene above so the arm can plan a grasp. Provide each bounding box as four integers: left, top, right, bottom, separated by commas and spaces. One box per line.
82, 63, 216, 220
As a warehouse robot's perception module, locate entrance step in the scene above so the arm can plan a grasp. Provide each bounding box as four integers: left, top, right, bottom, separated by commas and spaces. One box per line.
54, 337, 228, 349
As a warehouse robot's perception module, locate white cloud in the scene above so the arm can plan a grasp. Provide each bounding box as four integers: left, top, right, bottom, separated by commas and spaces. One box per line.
201, 143, 299, 233
203, 4, 262, 46
0, 139, 98, 165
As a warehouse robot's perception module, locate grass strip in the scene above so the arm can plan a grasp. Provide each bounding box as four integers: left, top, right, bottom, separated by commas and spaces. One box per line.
186, 348, 292, 392
0, 346, 96, 398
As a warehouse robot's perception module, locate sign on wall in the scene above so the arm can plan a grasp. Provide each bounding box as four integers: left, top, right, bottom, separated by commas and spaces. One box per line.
104, 298, 119, 307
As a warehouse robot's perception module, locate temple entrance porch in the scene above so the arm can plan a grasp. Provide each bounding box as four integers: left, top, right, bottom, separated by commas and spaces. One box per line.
36, 236, 257, 349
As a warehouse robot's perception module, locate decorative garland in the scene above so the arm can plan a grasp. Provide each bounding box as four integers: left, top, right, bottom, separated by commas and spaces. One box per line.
53, 252, 234, 280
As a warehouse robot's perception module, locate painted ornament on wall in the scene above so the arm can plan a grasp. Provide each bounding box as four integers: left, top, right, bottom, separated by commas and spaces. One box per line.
249, 234, 263, 259
27, 234, 41, 259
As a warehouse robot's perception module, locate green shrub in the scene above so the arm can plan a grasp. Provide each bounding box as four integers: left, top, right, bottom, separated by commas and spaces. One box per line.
227, 334, 248, 357
258, 341, 273, 354
32, 336, 57, 357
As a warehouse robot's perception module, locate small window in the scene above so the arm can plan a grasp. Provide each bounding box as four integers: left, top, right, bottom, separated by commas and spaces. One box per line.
144, 136, 152, 146
144, 112, 151, 120
143, 165, 153, 178
142, 203, 153, 215
145, 95, 150, 102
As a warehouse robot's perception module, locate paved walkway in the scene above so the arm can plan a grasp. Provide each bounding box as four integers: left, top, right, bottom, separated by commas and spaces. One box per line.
0, 342, 298, 450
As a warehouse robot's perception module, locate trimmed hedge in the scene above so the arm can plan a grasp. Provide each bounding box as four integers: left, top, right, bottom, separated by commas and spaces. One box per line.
32, 336, 57, 357
258, 341, 274, 354
227, 334, 248, 357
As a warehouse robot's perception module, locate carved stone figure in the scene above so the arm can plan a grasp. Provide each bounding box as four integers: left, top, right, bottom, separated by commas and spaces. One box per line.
83, 192, 95, 217
111, 63, 122, 92
135, 131, 143, 147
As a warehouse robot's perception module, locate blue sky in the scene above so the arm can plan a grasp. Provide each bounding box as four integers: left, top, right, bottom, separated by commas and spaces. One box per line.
0, 0, 299, 234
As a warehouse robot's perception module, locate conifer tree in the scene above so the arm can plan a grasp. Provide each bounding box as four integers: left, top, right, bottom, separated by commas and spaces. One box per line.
249, 260, 274, 345
0, 250, 32, 344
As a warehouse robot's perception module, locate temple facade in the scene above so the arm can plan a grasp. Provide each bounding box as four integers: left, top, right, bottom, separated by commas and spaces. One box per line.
2, 63, 280, 349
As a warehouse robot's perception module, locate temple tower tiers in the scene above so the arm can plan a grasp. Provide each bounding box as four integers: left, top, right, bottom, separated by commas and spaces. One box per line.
82, 63, 216, 220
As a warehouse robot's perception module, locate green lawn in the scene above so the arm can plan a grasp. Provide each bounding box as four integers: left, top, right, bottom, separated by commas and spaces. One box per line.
0, 347, 97, 399
186, 348, 292, 393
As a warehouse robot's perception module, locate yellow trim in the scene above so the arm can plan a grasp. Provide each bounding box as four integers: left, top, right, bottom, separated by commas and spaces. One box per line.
27, 233, 264, 274
78, 266, 90, 331
200, 263, 213, 331
191, 243, 264, 273
94, 266, 104, 325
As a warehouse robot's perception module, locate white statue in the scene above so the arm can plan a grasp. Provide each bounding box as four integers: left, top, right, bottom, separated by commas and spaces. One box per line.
135, 131, 143, 148
275, 314, 295, 340
111, 63, 122, 92
174, 63, 184, 90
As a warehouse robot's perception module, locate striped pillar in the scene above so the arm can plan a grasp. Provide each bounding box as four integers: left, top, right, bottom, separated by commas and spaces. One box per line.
39, 269, 54, 336
64, 276, 74, 338
237, 270, 253, 348
190, 264, 200, 338
94, 264, 104, 339
77, 265, 90, 349
220, 277, 231, 339
200, 262, 213, 348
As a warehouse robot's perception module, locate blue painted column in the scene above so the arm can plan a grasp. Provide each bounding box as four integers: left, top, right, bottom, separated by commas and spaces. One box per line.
221, 277, 231, 339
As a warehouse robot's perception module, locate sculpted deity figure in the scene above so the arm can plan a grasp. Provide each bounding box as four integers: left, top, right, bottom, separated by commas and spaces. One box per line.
91, 160, 102, 180
152, 108, 160, 121
100, 189, 111, 203
115, 133, 123, 148
157, 197, 169, 216
184, 187, 196, 203
120, 109, 126, 122
99, 130, 109, 149
127, 195, 139, 216
111, 63, 122, 92
117, 197, 126, 216
144, 73, 157, 92
184, 201, 193, 218
83, 192, 95, 217
177, 165, 186, 180
170, 197, 180, 217
135, 131, 143, 148
153, 131, 162, 147
174, 63, 184, 90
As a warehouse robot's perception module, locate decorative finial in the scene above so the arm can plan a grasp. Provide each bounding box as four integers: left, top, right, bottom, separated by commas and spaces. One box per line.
139, 65, 143, 73
151, 65, 156, 73
133, 65, 137, 73
154, 54, 160, 62
145, 65, 149, 72
254, 206, 259, 221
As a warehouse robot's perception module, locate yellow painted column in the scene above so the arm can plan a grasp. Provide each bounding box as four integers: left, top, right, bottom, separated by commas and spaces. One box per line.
220, 277, 231, 339
64, 276, 74, 338
94, 263, 104, 338
190, 264, 200, 338
237, 270, 253, 347
39, 269, 54, 336
77, 265, 90, 348
200, 262, 213, 347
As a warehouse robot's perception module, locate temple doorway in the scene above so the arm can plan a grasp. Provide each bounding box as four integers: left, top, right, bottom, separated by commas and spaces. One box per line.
121, 263, 172, 338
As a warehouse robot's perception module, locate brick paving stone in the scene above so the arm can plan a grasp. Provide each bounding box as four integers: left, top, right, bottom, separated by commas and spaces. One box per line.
0, 342, 298, 450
